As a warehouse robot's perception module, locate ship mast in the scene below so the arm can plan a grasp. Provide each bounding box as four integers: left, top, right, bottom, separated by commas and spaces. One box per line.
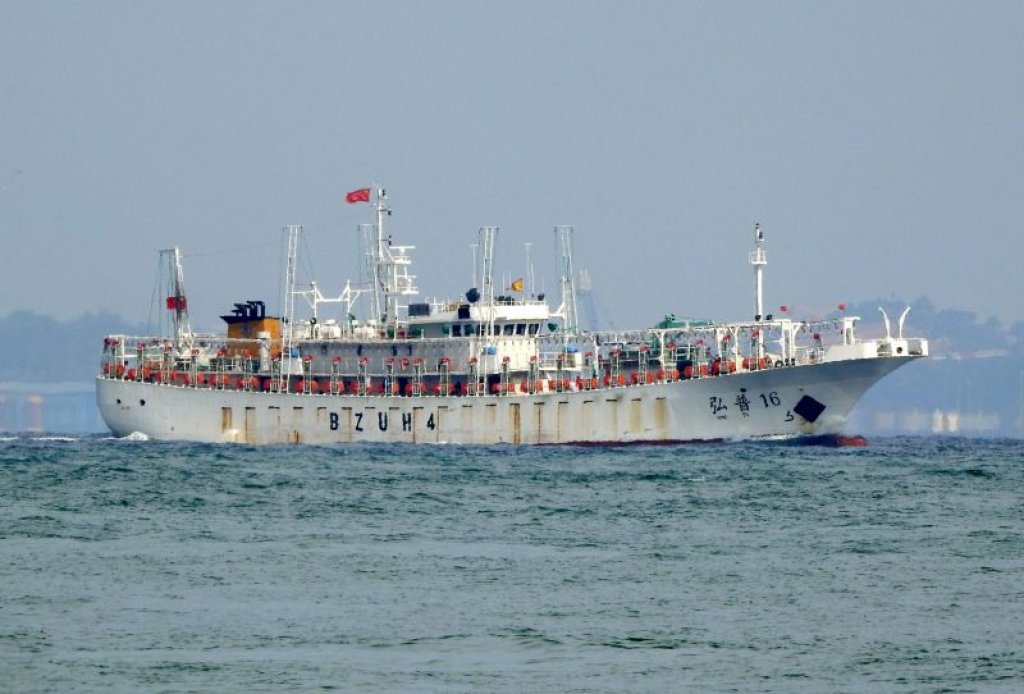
160, 247, 192, 348
749, 223, 767, 358
368, 188, 417, 333
554, 225, 579, 332
375, 189, 390, 326
478, 226, 498, 335
279, 224, 302, 387
750, 223, 767, 320
524, 242, 536, 297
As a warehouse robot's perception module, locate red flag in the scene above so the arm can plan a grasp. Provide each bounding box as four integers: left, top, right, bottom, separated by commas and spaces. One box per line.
345, 188, 371, 204
166, 296, 178, 310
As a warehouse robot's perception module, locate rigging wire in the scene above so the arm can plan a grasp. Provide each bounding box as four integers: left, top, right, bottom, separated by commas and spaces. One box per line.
299, 231, 316, 289
179, 218, 337, 260
182, 237, 278, 260
146, 252, 161, 336
144, 215, 360, 323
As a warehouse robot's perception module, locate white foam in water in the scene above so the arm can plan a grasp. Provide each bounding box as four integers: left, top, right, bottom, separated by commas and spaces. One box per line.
101, 432, 151, 442
33, 436, 79, 442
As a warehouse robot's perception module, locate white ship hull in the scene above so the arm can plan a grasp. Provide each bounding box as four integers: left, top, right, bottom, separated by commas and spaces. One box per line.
96, 356, 914, 445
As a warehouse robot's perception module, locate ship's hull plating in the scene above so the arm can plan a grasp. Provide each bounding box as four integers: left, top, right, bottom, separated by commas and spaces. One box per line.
96, 356, 914, 445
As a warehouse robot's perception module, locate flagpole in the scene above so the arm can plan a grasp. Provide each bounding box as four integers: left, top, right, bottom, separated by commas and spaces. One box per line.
525, 242, 534, 298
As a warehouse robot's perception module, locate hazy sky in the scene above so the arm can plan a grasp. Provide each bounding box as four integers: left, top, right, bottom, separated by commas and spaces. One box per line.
2, 1, 1021, 333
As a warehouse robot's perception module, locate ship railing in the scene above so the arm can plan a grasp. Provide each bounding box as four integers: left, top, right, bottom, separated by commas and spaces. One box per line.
97, 317, 915, 394
96, 331, 732, 388
793, 346, 825, 366
536, 353, 583, 371
585, 320, 857, 374
99, 334, 270, 387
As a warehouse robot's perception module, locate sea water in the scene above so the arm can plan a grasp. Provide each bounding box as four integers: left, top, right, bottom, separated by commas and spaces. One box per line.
1, 436, 1022, 693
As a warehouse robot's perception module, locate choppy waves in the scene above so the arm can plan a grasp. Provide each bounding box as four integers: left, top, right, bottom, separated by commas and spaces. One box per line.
1, 436, 1022, 692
